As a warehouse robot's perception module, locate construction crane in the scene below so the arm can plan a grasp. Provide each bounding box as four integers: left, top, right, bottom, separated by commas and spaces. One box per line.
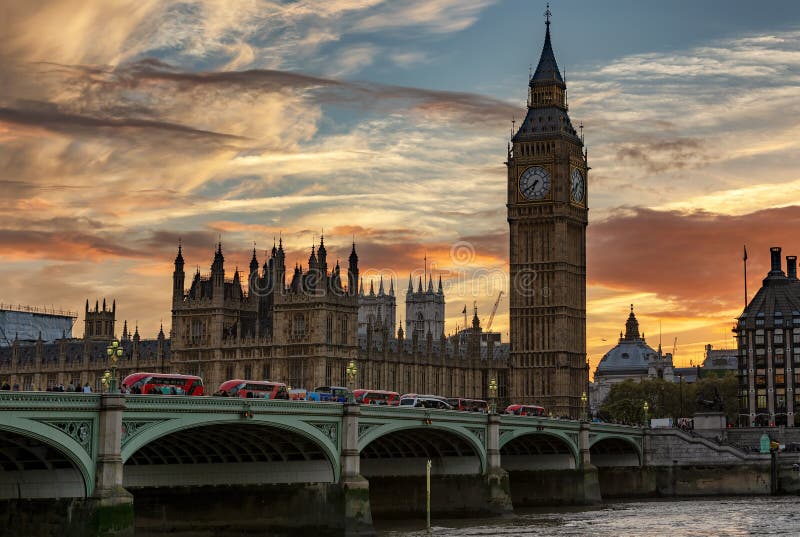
486, 291, 504, 332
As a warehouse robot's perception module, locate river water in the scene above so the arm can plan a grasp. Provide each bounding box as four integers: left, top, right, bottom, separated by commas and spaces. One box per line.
375, 497, 800, 536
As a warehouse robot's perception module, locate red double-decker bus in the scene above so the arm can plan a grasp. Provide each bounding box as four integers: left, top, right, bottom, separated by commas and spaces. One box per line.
446, 397, 489, 412
122, 373, 204, 396
353, 389, 400, 406
214, 380, 289, 400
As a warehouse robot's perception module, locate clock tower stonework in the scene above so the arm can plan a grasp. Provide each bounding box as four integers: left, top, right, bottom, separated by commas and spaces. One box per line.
507, 12, 588, 418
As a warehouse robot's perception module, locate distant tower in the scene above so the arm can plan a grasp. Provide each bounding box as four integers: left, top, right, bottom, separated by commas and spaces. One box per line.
358, 275, 397, 340
405, 271, 445, 341
84, 298, 116, 341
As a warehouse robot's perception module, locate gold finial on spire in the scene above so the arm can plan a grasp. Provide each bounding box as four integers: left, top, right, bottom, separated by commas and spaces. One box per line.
544, 2, 552, 26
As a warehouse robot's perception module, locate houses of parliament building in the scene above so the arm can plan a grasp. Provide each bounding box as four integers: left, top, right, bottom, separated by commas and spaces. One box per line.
1, 12, 587, 415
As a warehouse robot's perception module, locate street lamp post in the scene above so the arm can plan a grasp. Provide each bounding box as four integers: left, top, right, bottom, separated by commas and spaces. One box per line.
679, 373, 684, 418
643, 401, 650, 427
346, 360, 358, 404
488, 378, 498, 414
100, 370, 111, 393
106, 340, 123, 393
580, 391, 588, 422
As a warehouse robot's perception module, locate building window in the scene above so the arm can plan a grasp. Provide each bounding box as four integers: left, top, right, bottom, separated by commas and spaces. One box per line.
757, 395, 767, 409
340, 317, 348, 345
755, 335, 765, 345
244, 365, 252, 379
326, 315, 333, 344
226, 364, 234, 380
293, 314, 306, 338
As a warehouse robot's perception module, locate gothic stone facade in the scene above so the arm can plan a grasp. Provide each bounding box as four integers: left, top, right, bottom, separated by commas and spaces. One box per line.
170, 238, 508, 399
507, 16, 589, 418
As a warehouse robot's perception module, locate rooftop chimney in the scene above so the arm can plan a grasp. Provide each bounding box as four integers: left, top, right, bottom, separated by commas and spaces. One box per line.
770, 246, 783, 275
788, 256, 797, 280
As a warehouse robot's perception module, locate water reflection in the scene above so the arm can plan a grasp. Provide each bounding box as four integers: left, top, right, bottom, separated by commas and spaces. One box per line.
376, 497, 800, 536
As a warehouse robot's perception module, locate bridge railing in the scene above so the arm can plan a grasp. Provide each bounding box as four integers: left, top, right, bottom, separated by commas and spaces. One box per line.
123, 395, 344, 415
0, 391, 101, 410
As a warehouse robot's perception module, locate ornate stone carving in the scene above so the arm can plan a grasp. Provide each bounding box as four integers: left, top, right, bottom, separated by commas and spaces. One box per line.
467, 427, 486, 446
310, 422, 338, 444
37, 420, 93, 456
358, 423, 379, 439
121, 419, 163, 447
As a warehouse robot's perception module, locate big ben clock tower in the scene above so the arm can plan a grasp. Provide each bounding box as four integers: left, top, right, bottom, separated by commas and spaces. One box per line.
508, 7, 588, 418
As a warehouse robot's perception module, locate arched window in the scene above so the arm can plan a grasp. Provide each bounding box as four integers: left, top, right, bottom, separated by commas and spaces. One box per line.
340, 317, 348, 345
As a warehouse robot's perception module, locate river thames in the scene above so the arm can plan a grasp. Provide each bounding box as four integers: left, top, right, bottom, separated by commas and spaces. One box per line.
375, 497, 800, 536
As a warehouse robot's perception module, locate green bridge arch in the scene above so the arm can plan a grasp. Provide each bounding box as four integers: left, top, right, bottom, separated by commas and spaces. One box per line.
589, 433, 643, 465
120, 413, 342, 482
498, 428, 581, 468
0, 417, 95, 497
358, 420, 488, 474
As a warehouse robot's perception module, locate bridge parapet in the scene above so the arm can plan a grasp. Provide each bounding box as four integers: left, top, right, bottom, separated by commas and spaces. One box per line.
0, 391, 101, 410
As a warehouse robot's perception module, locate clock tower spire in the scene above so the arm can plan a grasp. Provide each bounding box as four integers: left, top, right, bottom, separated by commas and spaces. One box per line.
507, 7, 588, 419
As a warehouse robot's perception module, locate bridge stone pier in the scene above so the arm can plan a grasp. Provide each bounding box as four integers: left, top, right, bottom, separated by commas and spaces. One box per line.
2, 393, 781, 536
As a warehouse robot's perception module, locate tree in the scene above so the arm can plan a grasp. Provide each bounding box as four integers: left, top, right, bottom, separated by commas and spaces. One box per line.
599, 373, 739, 425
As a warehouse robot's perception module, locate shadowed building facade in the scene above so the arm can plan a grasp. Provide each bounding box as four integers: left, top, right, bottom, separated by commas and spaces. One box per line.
0, 301, 169, 392
507, 11, 589, 418
735, 247, 800, 427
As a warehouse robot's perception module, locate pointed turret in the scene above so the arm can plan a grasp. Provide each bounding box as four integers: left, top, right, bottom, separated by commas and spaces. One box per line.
308, 244, 317, 268
407, 274, 413, 294
122, 320, 129, 341
360, 277, 365, 296
211, 242, 225, 289
249, 247, 259, 276
317, 235, 327, 273
427, 275, 434, 293
378, 275, 385, 296
417, 277, 423, 293
437, 275, 443, 294
369, 279, 375, 296
348, 241, 359, 296
173, 241, 185, 301
389, 278, 395, 297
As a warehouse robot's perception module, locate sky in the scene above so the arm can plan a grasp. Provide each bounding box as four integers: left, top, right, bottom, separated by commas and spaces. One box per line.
2, 0, 800, 372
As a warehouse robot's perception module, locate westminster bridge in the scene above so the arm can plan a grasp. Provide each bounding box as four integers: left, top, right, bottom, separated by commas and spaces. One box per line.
0, 392, 780, 536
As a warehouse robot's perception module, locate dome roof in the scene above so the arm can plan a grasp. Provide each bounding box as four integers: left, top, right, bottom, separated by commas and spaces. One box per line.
596, 339, 661, 376
595, 305, 664, 376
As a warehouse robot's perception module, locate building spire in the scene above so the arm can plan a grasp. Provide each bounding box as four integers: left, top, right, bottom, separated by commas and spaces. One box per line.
530, 2, 564, 86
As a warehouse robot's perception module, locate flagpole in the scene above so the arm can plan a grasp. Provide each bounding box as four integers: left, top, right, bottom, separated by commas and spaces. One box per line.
743, 245, 748, 309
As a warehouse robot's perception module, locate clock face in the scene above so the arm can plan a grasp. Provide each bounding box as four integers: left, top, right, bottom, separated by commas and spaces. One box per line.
571, 169, 585, 203
519, 166, 551, 201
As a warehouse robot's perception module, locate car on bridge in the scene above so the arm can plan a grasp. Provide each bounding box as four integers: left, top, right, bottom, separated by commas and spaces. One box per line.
399, 395, 453, 410
214, 380, 290, 400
